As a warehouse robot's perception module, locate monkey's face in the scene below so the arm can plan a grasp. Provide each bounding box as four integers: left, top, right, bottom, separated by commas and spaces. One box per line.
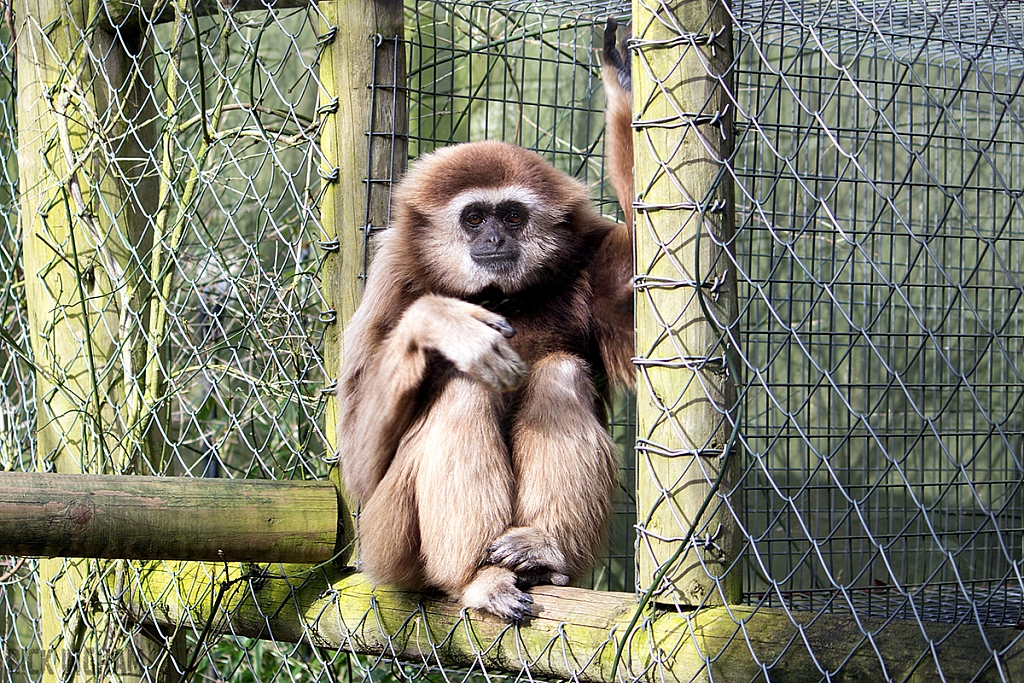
421, 185, 573, 295
393, 140, 607, 297
461, 200, 525, 271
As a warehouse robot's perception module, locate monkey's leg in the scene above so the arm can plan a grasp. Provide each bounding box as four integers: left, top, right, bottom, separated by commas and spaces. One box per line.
338, 294, 526, 502
410, 376, 533, 621
358, 445, 424, 588
492, 353, 617, 585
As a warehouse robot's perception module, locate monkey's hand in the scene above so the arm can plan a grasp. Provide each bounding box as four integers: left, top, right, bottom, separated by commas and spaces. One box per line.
603, 17, 631, 93
485, 527, 571, 588
399, 295, 528, 392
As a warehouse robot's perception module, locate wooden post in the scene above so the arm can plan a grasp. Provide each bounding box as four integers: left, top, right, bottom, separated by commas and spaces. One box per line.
319, 0, 406, 563
15, 0, 175, 678
632, 0, 742, 606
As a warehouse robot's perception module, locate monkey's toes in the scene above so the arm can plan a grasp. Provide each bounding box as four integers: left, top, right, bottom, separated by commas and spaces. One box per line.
516, 569, 570, 589
462, 567, 535, 622
487, 589, 534, 622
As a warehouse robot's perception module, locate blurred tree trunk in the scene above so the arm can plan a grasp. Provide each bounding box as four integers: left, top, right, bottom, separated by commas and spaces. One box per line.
16, 0, 180, 677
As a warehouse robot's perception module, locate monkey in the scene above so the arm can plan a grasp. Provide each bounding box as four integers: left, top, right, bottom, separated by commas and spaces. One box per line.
333, 23, 635, 622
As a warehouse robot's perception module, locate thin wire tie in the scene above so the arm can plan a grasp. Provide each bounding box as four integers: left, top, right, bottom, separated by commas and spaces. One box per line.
317, 239, 340, 252
317, 98, 339, 116
636, 438, 732, 459
635, 104, 730, 140
633, 354, 729, 373
634, 272, 727, 297
634, 198, 727, 213
318, 166, 340, 184
318, 310, 337, 324
637, 524, 723, 552
316, 25, 337, 50
627, 26, 723, 53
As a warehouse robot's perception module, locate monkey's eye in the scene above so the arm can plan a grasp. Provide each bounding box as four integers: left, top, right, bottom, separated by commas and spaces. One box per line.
503, 210, 524, 227
464, 210, 485, 228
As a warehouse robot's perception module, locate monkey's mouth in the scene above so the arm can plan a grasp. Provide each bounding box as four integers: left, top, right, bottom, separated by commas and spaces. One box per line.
471, 251, 519, 272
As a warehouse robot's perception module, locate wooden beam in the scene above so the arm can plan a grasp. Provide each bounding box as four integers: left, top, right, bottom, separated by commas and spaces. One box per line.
16, 0, 175, 671
319, 0, 407, 563
126, 562, 1024, 683
0, 472, 339, 563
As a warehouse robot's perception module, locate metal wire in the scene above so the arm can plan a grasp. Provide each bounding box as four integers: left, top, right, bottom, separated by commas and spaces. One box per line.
731, 0, 1024, 626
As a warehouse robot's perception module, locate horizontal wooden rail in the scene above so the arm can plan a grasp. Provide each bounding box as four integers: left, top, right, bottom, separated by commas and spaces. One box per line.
0, 472, 340, 563
127, 562, 1024, 683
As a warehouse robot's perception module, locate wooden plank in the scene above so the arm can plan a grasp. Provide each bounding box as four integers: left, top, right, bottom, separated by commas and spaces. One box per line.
0, 473, 338, 563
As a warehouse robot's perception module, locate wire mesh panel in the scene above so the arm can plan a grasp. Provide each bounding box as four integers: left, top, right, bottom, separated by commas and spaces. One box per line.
3, 0, 342, 678
732, 0, 1024, 626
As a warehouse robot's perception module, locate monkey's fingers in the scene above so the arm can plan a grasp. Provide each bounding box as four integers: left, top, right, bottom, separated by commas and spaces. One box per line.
469, 342, 527, 392
603, 18, 619, 57
603, 18, 626, 72
484, 317, 516, 339
515, 569, 570, 589
468, 306, 516, 339
486, 527, 568, 574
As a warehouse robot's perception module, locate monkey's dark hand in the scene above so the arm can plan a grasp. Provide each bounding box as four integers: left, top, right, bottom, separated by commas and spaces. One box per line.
486, 526, 571, 587
398, 295, 528, 391
603, 17, 631, 93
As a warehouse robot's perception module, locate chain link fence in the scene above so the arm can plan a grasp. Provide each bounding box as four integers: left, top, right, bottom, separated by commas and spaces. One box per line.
2, 0, 1023, 681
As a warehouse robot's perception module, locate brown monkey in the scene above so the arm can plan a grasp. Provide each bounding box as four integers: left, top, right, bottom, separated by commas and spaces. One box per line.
335, 32, 634, 621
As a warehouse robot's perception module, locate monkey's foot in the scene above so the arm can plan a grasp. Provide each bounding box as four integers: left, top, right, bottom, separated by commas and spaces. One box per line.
460, 566, 534, 622
486, 527, 570, 587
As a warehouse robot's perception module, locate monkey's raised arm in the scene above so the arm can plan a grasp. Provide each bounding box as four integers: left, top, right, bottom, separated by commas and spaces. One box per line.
602, 17, 633, 236
591, 18, 636, 392
336, 237, 527, 502
590, 216, 634, 391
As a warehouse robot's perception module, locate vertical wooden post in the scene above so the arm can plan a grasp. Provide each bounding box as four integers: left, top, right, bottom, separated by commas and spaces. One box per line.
632, 0, 742, 606
16, 0, 176, 679
320, 0, 406, 561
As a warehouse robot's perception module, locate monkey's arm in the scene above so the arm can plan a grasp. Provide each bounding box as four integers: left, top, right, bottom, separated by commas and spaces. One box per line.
603, 17, 633, 235
591, 221, 634, 391
337, 291, 527, 503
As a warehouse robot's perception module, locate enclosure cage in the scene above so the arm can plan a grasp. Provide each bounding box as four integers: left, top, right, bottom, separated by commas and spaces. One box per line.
2, 0, 1024, 681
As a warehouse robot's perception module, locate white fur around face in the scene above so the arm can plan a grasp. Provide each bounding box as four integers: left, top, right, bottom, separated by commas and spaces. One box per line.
420, 185, 568, 294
